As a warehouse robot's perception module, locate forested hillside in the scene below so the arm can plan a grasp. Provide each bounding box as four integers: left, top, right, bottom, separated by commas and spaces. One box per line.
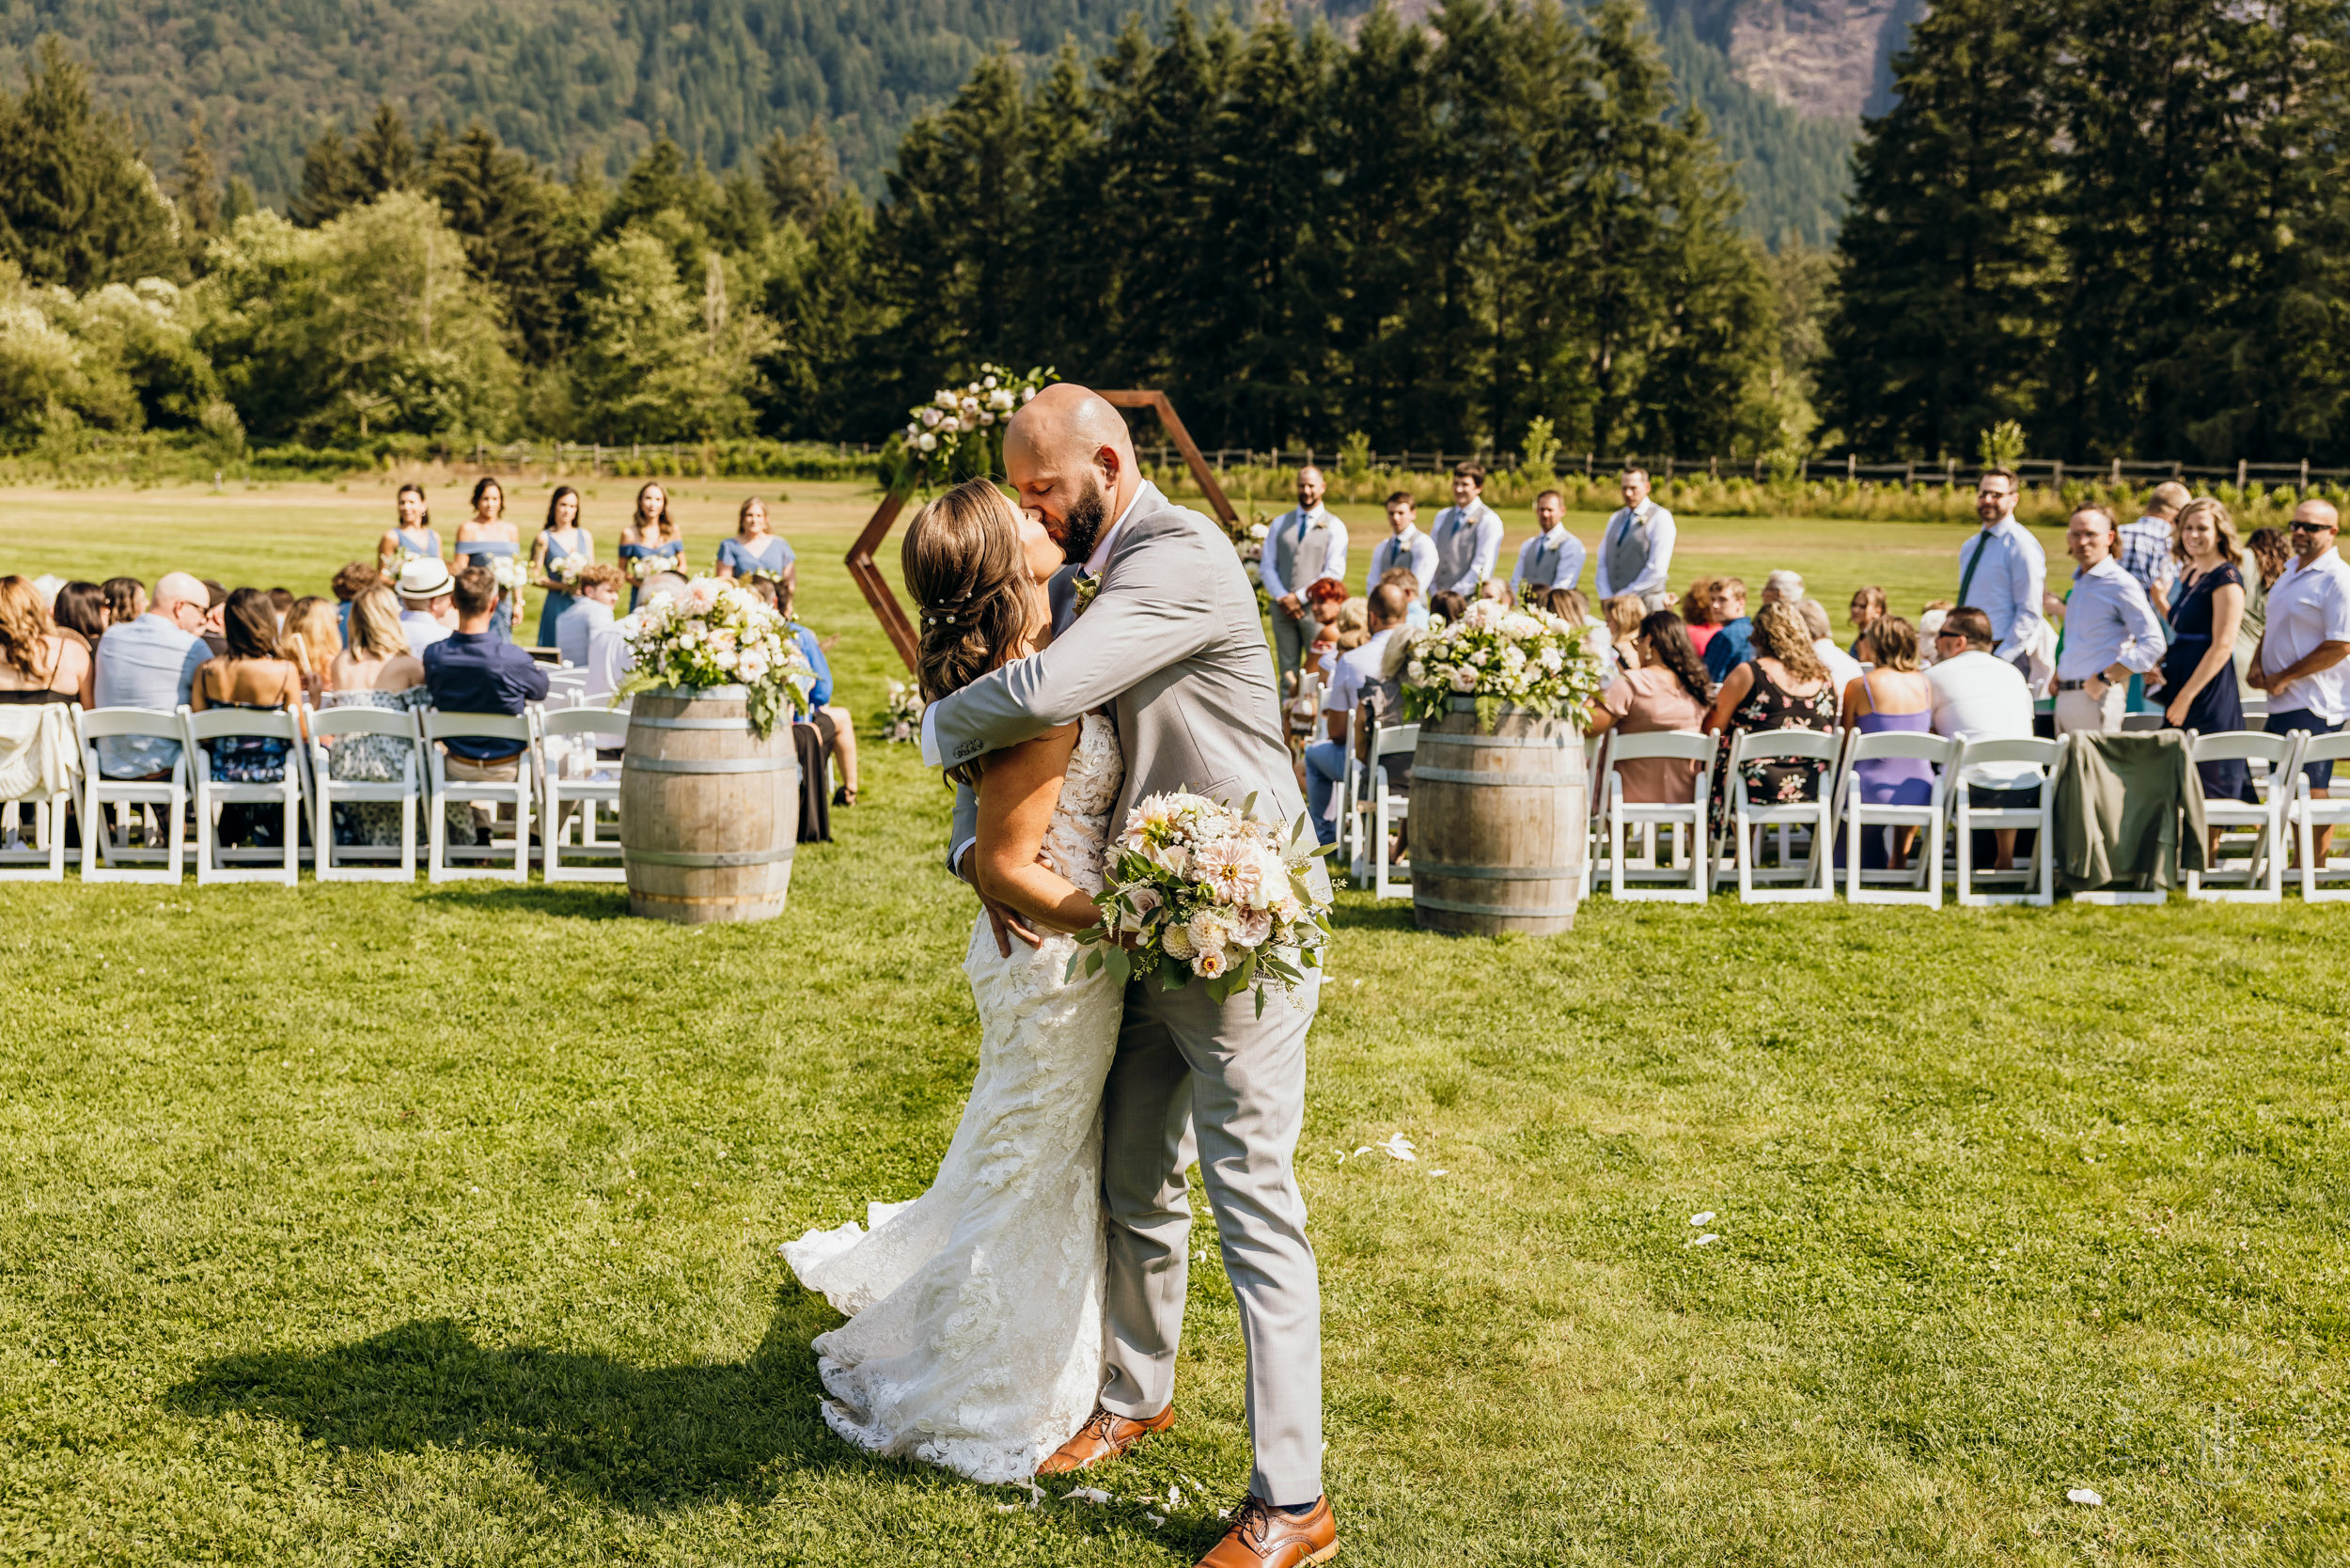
0, 0, 1855, 244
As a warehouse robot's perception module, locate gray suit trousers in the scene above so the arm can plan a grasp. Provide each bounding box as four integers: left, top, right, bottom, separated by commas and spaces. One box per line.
1270, 604, 1308, 688
1099, 967, 1323, 1506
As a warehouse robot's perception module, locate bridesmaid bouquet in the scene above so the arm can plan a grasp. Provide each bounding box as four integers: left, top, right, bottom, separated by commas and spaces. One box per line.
1070, 790, 1333, 1014
1399, 595, 1606, 729
490, 555, 529, 618
547, 553, 586, 588
621, 577, 815, 738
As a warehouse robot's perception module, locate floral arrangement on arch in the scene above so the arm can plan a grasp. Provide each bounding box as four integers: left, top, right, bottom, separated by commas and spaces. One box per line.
1071, 790, 1332, 1014
620, 577, 816, 739
883, 678, 925, 744
1399, 595, 1606, 730
890, 363, 1057, 492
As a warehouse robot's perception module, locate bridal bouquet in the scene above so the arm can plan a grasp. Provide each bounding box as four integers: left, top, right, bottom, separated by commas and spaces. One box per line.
620, 577, 815, 738
625, 554, 673, 583
1070, 791, 1332, 1014
882, 678, 924, 744
1399, 594, 1606, 729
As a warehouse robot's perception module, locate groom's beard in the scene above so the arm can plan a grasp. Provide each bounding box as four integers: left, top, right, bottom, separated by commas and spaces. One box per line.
1058, 475, 1109, 566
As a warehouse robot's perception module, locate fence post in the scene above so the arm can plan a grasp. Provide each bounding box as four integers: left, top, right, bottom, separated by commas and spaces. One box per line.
2237, 458, 2248, 490
1664, 456, 1675, 481
2053, 460, 2064, 491
1904, 461, 1915, 486
1709, 455, 1718, 478
2302, 458, 2311, 494
2110, 457, 2122, 484
1846, 452, 1856, 481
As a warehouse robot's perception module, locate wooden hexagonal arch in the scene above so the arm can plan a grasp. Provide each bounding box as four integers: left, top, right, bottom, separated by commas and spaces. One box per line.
846, 389, 1240, 674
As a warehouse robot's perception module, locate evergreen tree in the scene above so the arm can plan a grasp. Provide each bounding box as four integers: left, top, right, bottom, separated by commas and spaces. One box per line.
757, 121, 838, 229
429, 124, 587, 367
290, 128, 367, 227
352, 103, 418, 194
176, 117, 223, 239
0, 38, 180, 290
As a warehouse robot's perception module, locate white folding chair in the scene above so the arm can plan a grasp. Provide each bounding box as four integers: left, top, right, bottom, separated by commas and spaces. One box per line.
1598, 730, 1714, 902
1950, 737, 2060, 907
0, 704, 78, 881
2185, 729, 2299, 902
423, 712, 535, 882
181, 707, 306, 886
76, 707, 189, 883
537, 707, 625, 883
1715, 729, 1841, 902
2287, 731, 2350, 901
1348, 717, 1417, 900
306, 704, 424, 881
1832, 731, 1959, 905
542, 667, 591, 707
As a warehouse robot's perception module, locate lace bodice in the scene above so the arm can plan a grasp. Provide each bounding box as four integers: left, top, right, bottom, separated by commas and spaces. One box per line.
1042, 712, 1122, 894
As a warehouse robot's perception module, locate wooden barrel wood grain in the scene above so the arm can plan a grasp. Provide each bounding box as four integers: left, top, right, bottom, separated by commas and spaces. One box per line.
619, 686, 800, 924
1410, 699, 1588, 935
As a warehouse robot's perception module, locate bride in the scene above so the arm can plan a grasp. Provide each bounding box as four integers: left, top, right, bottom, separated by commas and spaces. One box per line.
783, 478, 1123, 1483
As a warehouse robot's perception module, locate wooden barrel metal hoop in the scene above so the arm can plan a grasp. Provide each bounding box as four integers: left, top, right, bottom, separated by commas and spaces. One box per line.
1410, 699, 1589, 935
619, 686, 801, 924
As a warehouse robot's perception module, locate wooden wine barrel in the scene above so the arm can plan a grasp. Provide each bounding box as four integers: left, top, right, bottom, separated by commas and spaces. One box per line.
619, 686, 800, 924
1410, 699, 1589, 935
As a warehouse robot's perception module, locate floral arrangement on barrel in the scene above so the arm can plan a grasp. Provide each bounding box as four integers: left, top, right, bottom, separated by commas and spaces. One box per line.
889, 364, 1058, 492
882, 678, 925, 744
1399, 593, 1607, 732
1071, 790, 1333, 1016
620, 578, 816, 739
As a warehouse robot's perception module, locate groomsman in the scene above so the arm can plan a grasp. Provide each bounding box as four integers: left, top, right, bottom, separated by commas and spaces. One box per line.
1432, 463, 1504, 594
1365, 491, 1437, 596
1510, 490, 1585, 597
1594, 466, 1676, 610
1258, 464, 1349, 686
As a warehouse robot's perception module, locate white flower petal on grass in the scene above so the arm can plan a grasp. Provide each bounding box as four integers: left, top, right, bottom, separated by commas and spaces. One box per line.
1430, 1169, 1449, 1177
1168, 1484, 1182, 1507
1066, 1486, 1112, 1506
1147, 1512, 1167, 1527
2068, 1488, 2103, 1507
1690, 1212, 1716, 1227
1688, 1233, 1719, 1247
1376, 1133, 1417, 1162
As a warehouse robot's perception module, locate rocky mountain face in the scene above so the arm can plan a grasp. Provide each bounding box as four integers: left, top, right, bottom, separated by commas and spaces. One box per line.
1648, 0, 1925, 119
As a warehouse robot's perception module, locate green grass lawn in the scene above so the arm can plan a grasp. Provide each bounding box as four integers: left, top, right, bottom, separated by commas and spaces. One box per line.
3, 480, 2344, 1563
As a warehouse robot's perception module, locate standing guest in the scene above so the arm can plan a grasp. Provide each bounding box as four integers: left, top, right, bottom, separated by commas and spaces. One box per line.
2119, 480, 2191, 616
91, 572, 210, 778
531, 484, 593, 651
0, 575, 91, 706
284, 596, 341, 706
1431, 463, 1503, 596
395, 558, 457, 658
1954, 467, 2047, 671
1847, 586, 1886, 657
1680, 576, 1720, 655
1841, 615, 1935, 870
331, 561, 384, 649
452, 476, 521, 643
320, 586, 428, 846
190, 588, 305, 847
1798, 599, 1864, 697
1364, 491, 1437, 597
102, 576, 146, 628
2249, 498, 2350, 863
1603, 595, 1645, 673
1511, 490, 1585, 598
1926, 607, 2040, 871
1302, 583, 1408, 844
713, 494, 798, 594
618, 480, 685, 609
1376, 565, 1429, 629
2050, 505, 2166, 734
199, 579, 228, 657
378, 482, 442, 571
2151, 496, 2248, 804
1259, 466, 1348, 689
1595, 466, 1677, 610
1704, 600, 1838, 835
556, 562, 624, 670
422, 566, 550, 843
2239, 525, 2292, 687
1761, 570, 1805, 607
1701, 576, 1755, 682
1584, 610, 1711, 803
50, 581, 108, 651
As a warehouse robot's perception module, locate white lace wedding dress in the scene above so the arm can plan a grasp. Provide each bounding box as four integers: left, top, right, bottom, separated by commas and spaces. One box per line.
784, 712, 1125, 1483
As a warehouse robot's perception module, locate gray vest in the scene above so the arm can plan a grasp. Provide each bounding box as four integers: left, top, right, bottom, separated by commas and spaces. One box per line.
1434, 506, 1486, 590
1606, 506, 1652, 591
1272, 509, 1332, 592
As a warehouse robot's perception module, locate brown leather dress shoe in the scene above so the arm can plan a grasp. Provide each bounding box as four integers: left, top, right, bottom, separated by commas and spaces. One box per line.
1196, 1495, 1338, 1567
1035, 1403, 1176, 1475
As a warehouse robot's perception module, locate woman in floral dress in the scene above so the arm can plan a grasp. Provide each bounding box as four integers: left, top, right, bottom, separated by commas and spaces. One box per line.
1705, 600, 1839, 839
321, 586, 427, 844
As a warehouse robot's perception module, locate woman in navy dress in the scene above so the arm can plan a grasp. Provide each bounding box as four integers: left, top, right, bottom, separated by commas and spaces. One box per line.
452, 476, 521, 641
713, 494, 796, 594
532, 485, 593, 651
2154, 496, 2249, 801
377, 483, 442, 572
617, 480, 684, 609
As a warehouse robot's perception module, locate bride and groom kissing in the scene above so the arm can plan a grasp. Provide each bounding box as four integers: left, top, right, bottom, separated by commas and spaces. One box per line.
782, 385, 1340, 1567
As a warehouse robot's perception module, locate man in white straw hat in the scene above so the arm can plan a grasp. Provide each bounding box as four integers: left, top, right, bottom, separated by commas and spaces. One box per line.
396, 557, 457, 658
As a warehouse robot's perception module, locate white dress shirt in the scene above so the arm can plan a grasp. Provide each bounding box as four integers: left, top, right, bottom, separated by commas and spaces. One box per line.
1594, 501, 1676, 600
1925, 650, 2040, 789
1366, 525, 1439, 596
1431, 500, 1504, 594
1323, 626, 1400, 719
2261, 547, 2350, 721
1813, 637, 1864, 702
2054, 557, 2166, 682
1257, 505, 1348, 601
1511, 525, 1586, 597
1955, 517, 2046, 660
400, 608, 452, 660
558, 596, 614, 670
585, 609, 638, 748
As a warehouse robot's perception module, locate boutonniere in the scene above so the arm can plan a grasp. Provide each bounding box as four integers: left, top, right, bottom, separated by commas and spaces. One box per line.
1072, 572, 1101, 619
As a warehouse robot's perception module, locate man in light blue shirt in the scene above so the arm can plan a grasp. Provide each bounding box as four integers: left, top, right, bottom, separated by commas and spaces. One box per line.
1954, 468, 2047, 670
1365, 491, 1438, 597
90, 572, 212, 778
2051, 506, 2166, 734
1431, 463, 1504, 595
1511, 490, 1585, 598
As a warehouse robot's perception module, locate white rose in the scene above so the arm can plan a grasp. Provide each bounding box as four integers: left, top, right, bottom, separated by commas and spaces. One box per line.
920, 407, 942, 428
1021, 386, 1037, 402
1235, 908, 1273, 947
935, 390, 957, 409
982, 373, 998, 389
979, 411, 995, 425
966, 381, 981, 395
1450, 666, 1478, 692
916, 432, 938, 452
1405, 660, 1426, 682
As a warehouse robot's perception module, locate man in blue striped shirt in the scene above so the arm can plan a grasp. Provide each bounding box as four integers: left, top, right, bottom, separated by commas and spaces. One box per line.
1954, 468, 2047, 674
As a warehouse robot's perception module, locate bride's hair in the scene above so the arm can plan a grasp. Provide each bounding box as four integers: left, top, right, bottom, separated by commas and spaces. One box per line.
902, 478, 1045, 707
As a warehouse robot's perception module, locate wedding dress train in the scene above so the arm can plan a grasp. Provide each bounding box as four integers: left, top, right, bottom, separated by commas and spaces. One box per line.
783, 713, 1125, 1482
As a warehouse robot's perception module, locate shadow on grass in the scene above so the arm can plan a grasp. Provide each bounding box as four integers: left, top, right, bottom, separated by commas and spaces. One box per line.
414, 884, 631, 920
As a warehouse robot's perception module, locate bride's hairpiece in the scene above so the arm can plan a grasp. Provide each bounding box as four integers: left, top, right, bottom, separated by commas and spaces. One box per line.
921, 588, 973, 627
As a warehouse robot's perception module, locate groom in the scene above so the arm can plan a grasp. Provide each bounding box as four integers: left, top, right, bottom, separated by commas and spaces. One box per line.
922, 384, 1336, 1567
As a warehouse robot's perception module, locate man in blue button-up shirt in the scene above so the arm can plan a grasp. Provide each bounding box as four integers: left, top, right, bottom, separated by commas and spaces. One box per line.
1954, 469, 2047, 671
423, 566, 549, 841
2051, 506, 2166, 734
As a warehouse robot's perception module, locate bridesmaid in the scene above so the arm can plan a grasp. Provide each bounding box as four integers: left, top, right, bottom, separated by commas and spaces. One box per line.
452, 476, 521, 642
713, 495, 796, 596
617, 480, 684, 608
377, 483, 442, 571
532, 485, 593, 652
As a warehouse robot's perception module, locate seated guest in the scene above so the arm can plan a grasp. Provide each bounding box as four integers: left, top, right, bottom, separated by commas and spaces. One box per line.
1704, 600, 1837, 836
1700, 576, 1754, 682
1377, 565, 1429, 629
1927, 606, 2039, 871
2051, 505, 2165, 734
91, 572, 210, 779
1842, 615, 1935, 870
556, 562, 625, 669
1799, 598, 1864, 697
190, 588, 305, 847
1916, 599, 1953, 665
1478, 577, 1515, 604
2151, 495, 2249, 805
321, 586, 428, 845
1544, 586, 1617, 678
284, 595, 341, 706
396, 558, 458, 658
268, 588, 294, 633
199, 579, 228, 657
422, 566, 550, 842
782, 583, 859, 807
1847, 586, 1885, 657
102, 575, 146, 628
0, 575, 92, 706
1680, 575, 1720, 655
1303, 583, 1409, 844
1427, 589, 1468, 627
1320, 599, 1369, 660
1761, 570, 1805, 607
588, 570, 687, 753
51, 581, 108, 652
331, 560, 384, 648
1604, 595, 1645, 672
1585, 609, 1710, 802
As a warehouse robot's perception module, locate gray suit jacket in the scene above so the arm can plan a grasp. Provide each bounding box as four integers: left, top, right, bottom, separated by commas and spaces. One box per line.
941, 481, 1313, 870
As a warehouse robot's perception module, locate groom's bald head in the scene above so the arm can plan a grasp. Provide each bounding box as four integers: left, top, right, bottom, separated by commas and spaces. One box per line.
1005, 384, 1140, 563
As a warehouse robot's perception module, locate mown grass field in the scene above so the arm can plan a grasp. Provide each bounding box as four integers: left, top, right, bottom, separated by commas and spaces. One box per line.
3, 478, 2343, 1565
